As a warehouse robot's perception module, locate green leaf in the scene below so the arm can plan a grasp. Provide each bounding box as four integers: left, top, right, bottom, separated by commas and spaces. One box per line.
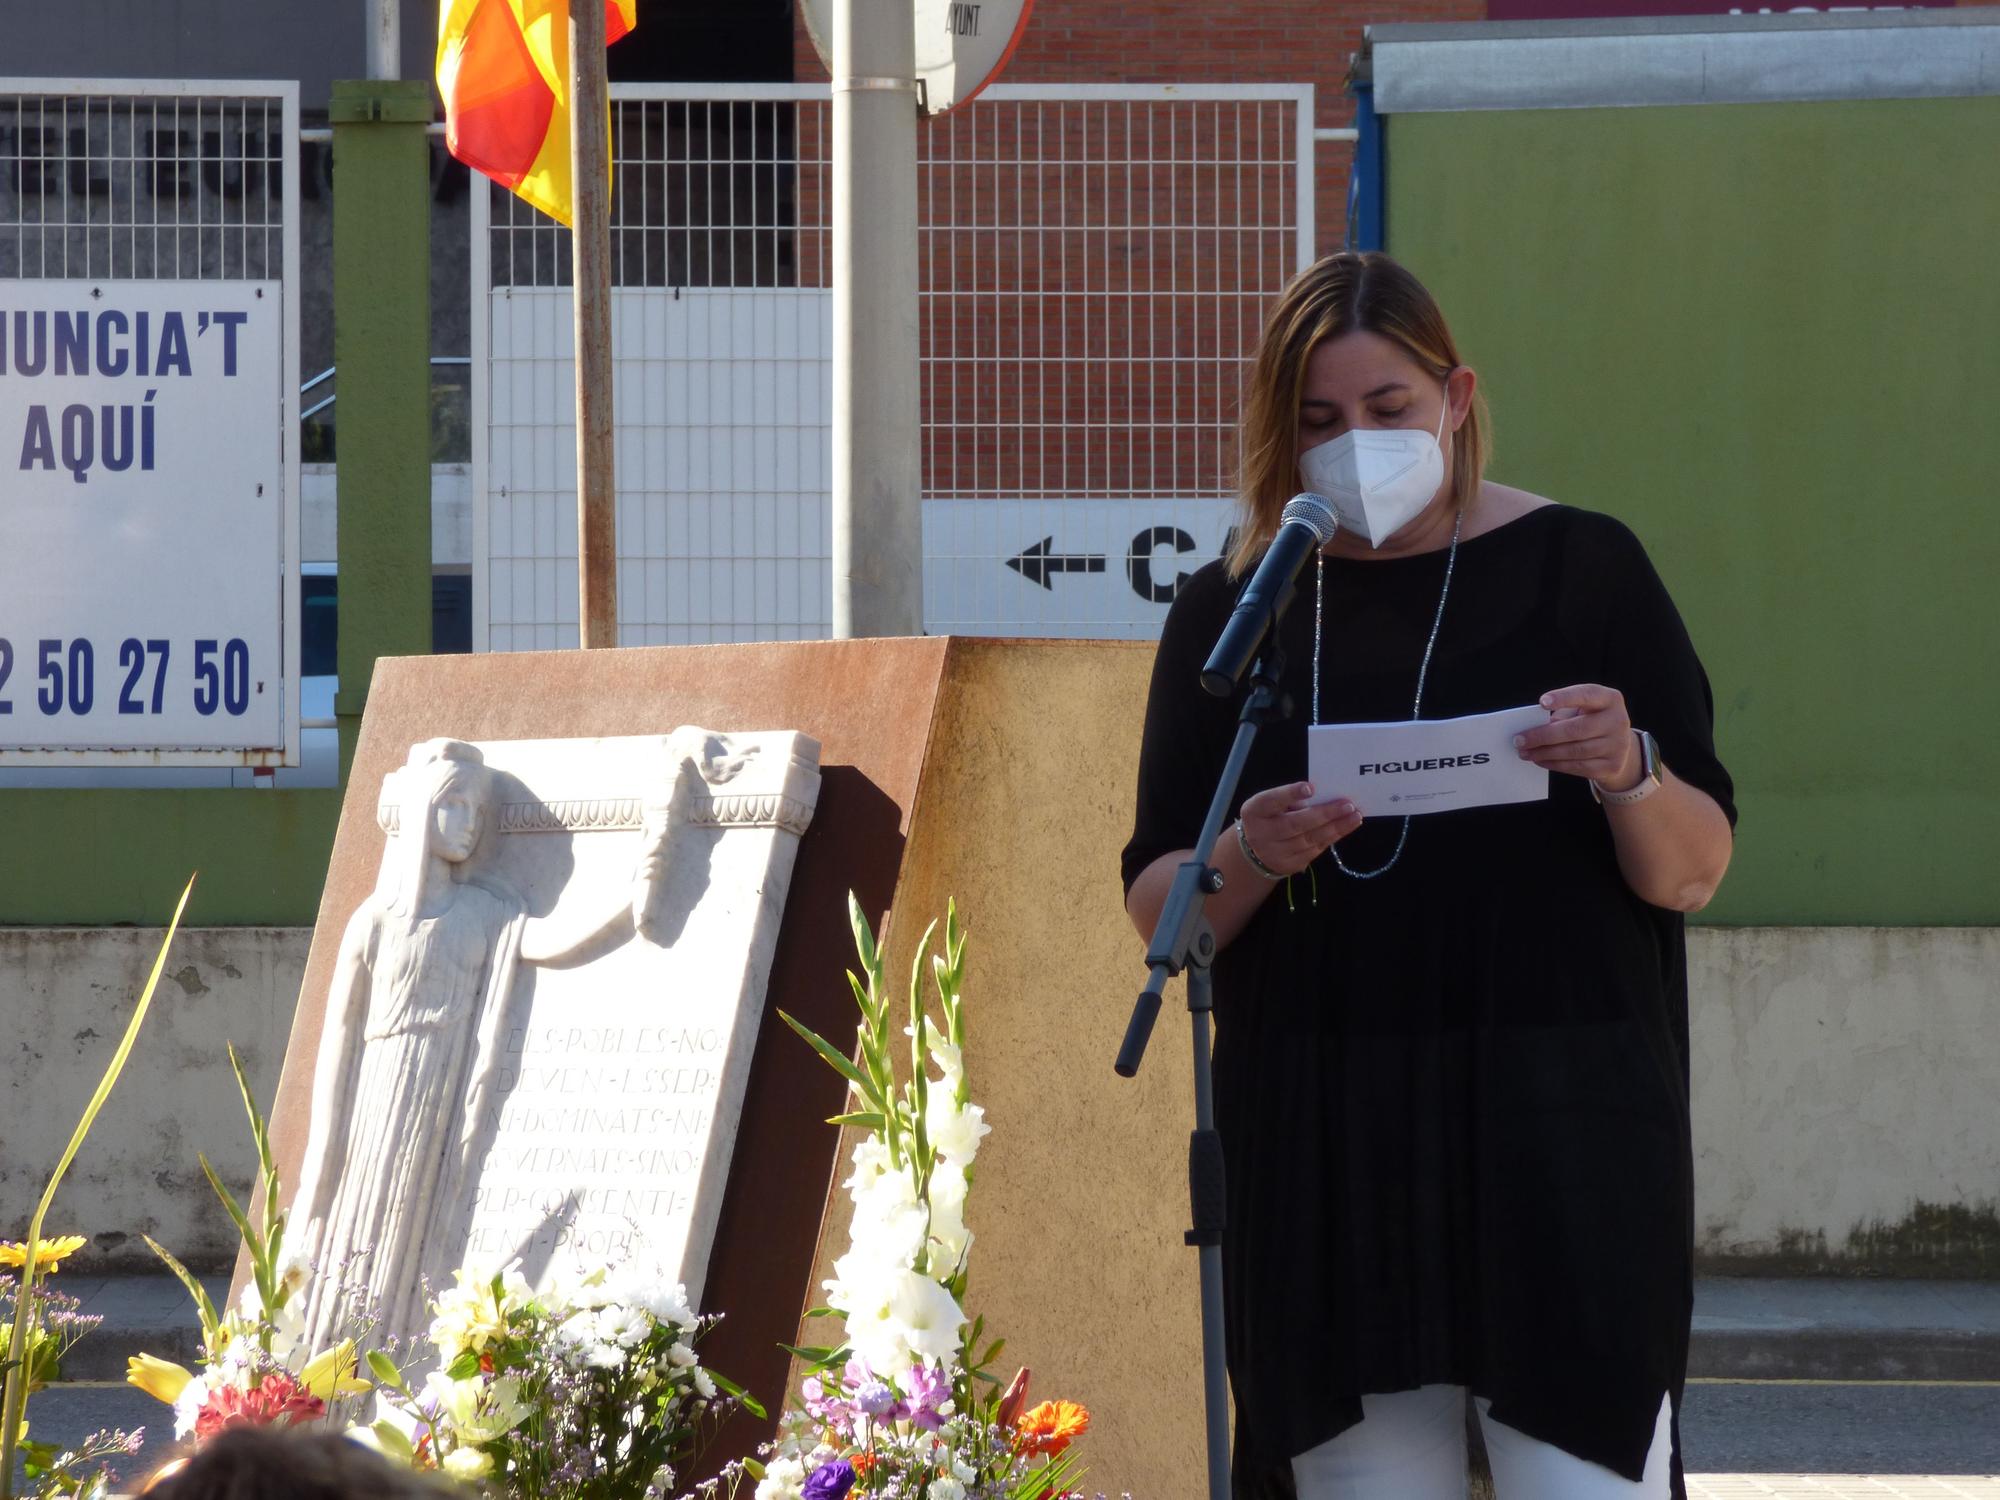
197, 1152, 262, 1285
743, 1458, 767, 1483
825, 1111, 887, 1131
800, 1305, 839, 1321
846, 892, 878, 972
978, 1338, 1005, 1370
907, 916, 939, 1018
224, 1042, 277, 1215
776, 1341, 848, 1366
705, 1369, 767, 1420
366, 1349, 408, 1391
779, 1010, 883, 1107
141, 1234, 222, 1345
444, 1348, 481, 1381
371, 1416, 415, 1464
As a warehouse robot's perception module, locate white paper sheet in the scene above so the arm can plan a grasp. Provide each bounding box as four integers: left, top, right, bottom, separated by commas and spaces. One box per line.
1305, 704, 1551, 818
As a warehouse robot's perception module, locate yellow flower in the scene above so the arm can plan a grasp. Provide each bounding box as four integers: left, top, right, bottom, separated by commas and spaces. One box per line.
0, 1235, 87, 1271
127, 1352, 194, 1405
298, 1340, 372, 1400
442, 1446, 494, 1480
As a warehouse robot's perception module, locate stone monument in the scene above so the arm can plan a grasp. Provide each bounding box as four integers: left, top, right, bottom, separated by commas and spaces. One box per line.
289, 724, 820, 1353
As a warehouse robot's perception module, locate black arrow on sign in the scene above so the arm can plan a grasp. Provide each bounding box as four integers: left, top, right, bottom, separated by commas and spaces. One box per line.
1006, 537, 1108, 590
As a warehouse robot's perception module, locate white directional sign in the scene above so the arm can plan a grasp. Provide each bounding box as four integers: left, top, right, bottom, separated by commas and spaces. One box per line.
923, 497, 1237, 638
802, 0, 1036, 116
0, 281, 294, 764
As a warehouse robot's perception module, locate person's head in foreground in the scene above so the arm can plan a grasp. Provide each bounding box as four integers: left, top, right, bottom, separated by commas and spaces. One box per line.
144, 1427, 457, 1500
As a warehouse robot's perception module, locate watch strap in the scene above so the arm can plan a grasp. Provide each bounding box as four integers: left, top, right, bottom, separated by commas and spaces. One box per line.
1592, 729, 1663, 806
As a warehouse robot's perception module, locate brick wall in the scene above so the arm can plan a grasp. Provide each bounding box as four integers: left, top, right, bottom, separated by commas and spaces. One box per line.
790, 1, 1456, 500
791, 0, 1988, 501
793, 0, 1484, 257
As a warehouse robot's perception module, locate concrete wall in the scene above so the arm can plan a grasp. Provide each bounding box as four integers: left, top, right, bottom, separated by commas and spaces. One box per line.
4, 916, 1993, 1290
1690, 926, 2000, 1275
0, 928, 307, 1273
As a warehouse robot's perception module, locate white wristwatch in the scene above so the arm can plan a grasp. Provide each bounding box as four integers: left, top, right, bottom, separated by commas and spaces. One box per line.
1592, 728, 1664, 806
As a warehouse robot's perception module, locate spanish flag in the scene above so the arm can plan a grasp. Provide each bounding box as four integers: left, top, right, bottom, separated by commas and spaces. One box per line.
436, 0, 636, 227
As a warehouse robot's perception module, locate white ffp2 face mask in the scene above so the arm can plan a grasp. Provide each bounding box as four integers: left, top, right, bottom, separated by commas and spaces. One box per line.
1296, 398, 1452, 549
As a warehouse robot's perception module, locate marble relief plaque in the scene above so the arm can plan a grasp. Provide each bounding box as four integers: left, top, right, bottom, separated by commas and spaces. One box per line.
290, 726, 820, 1353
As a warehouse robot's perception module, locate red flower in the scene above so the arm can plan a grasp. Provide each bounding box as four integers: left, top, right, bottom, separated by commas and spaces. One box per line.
194, 1371, 328, 1441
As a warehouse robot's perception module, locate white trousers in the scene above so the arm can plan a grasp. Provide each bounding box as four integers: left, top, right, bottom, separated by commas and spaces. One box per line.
1290, 1385, 1674, 1500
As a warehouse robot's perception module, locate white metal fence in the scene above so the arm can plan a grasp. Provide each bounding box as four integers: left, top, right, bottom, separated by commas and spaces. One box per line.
472, 82, 1314, 650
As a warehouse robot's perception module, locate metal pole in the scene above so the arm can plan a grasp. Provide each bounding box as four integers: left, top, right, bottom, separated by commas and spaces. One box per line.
831, 0, 922, 638
365, 0, 400, 80
571, 0, 619, 648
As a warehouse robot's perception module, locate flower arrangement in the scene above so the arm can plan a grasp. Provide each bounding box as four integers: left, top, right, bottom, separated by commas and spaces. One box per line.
127, 1042, 369, 1443
358, 1256, 759, 1499
0, 1240, 144, 1499
1, 875, 193, 1500
741, 897, 1104, 1500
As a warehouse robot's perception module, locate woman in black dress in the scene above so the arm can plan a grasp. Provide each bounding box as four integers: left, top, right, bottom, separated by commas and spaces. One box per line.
1121, 252, 1736, 1499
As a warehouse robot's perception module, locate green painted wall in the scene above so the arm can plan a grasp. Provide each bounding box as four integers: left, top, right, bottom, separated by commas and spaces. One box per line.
0, 785, 341, 926
1386, 96, 2000, 926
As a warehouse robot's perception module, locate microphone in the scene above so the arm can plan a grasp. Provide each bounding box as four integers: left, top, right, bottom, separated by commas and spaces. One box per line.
1199, 493, 1338, 697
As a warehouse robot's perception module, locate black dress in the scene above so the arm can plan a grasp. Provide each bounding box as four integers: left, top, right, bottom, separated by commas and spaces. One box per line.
1120, 505, 1736, 1497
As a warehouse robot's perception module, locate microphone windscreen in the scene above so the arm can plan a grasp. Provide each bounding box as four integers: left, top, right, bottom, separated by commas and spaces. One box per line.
1281, 492, 1339, 545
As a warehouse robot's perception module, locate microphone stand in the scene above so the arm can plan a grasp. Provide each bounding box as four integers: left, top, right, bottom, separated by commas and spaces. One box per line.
1116, 639, 1291, 1500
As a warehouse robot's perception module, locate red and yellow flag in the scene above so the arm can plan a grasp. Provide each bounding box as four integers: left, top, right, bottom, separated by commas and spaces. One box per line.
436, 0, 635, 227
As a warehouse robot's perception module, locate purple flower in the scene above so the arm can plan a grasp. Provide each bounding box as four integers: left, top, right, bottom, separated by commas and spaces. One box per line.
900, 1360, 949, 1432
801, 1459, 857, 1500
853, 1377, 897, 1417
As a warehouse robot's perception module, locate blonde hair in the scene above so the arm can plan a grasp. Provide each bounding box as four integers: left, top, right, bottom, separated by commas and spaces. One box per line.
1227, 251, 1491, 578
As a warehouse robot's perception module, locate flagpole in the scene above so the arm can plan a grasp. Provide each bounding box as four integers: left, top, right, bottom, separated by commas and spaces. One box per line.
570, 0, 618, 649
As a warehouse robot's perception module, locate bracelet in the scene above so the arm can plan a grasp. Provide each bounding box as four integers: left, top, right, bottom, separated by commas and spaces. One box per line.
1235, 819, 1283, 881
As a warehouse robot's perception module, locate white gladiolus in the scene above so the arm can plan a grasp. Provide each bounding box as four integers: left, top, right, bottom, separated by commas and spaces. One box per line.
924, 1091, 990, 1165
844, 1137, 892, 1196
848, 1169, 929, 1267
926, 1164, 972, 1269
826, 1252, 914, 1375
923, 1017, 963, 1085
888, 1270, 966, 1363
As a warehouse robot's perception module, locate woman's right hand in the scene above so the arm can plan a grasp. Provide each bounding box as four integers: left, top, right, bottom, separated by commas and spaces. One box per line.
1238, 782, 1363, 876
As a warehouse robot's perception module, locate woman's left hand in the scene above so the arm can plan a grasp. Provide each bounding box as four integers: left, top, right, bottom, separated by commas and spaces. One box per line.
1514, 683, 1640, 787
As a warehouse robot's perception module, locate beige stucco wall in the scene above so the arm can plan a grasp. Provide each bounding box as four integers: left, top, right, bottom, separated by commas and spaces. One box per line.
0, 927, 307, 1272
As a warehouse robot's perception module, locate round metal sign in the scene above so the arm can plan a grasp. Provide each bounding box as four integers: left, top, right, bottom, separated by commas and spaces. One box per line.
802, 0, 1037, 117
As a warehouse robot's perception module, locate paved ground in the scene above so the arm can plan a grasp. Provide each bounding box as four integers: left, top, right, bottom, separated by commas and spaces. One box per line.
1683, 1380, 2000, 1472
1689, 1483, 2000, 1498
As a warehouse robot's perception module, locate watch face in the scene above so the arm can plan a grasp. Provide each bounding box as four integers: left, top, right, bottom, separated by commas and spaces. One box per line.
1641, 730, 1664, 784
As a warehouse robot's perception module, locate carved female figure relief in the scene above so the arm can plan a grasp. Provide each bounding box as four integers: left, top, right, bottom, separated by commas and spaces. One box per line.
289, 732, 731, 1352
